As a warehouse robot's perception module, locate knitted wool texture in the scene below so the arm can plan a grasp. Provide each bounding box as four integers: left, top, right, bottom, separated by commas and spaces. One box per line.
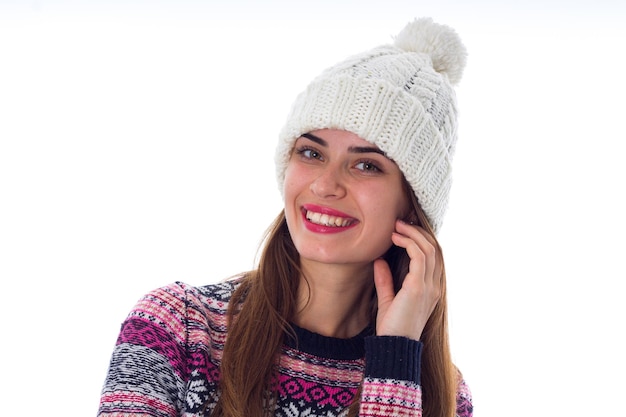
275, 18, 467, 233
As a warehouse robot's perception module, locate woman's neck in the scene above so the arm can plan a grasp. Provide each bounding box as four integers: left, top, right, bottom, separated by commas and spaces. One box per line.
292, 260, 374, 339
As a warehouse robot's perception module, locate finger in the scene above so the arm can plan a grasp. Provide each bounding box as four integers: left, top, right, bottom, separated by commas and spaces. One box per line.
396, 222, 442, 266
392, 224, 440, 290
397, 222, 443, 285
373, 258, 395, 314
395, 221, 437, 251
391, 231, 434, 282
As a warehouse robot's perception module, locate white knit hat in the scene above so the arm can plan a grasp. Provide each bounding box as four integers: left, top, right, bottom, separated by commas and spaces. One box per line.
275, 18, 467, 234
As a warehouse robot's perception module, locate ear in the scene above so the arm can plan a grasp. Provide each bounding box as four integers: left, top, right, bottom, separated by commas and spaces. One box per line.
402, 213, 419, 226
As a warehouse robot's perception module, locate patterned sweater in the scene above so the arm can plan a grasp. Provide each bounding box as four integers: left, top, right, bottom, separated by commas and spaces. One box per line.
98, 280, 473, 417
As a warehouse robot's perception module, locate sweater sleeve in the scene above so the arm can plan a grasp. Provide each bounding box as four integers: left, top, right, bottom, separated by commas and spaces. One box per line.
98, 283, 195, 417
359, 336, 473, 417
359, 336, 423, 417
455, 377, 473, 417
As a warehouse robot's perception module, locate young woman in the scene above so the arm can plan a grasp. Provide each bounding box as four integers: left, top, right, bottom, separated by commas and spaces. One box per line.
98, 18, 473, 417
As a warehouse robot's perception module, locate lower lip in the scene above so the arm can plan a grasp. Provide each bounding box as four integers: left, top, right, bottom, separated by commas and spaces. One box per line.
301, 211, 358, 234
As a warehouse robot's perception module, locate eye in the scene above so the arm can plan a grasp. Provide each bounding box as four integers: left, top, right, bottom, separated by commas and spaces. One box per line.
354, 160, 382, 173
295, 146, 323, 161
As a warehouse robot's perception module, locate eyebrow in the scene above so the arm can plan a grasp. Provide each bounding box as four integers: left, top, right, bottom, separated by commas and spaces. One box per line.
301, 133, 387, 156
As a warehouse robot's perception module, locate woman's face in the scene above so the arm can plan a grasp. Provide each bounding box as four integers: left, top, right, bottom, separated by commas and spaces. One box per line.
283, 129, 410, 268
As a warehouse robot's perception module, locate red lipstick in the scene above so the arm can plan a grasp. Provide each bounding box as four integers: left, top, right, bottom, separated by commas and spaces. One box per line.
301, 204, 359, 234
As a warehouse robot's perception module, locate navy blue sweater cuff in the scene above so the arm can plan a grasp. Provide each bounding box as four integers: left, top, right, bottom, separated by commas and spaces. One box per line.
364, 336, 423, 384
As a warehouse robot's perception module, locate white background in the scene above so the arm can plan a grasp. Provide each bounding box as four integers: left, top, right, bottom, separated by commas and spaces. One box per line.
1, 1, 625, 416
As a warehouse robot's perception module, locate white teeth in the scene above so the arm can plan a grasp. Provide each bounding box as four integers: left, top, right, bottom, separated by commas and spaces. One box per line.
305, 210, 352, 227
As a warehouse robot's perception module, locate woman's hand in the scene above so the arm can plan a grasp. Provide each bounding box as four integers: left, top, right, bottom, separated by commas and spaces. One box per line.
374, 220, 443, 340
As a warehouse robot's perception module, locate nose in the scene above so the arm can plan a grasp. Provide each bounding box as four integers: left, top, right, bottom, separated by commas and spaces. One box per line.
309, 165, 346, 199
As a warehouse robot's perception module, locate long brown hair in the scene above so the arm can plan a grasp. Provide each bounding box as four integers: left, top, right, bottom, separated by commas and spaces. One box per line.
209, 180, 457, 417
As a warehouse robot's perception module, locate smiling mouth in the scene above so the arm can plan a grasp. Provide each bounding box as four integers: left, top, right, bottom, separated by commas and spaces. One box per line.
305, 209, 356, 227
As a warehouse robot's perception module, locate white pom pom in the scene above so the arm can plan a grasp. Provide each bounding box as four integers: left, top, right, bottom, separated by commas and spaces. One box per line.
394, 17, 467, 85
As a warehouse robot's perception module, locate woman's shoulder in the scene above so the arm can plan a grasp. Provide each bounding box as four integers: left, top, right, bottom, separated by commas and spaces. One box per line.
125, 277, 245, 329
193, 276, 244, 303
139, 276, 243, 306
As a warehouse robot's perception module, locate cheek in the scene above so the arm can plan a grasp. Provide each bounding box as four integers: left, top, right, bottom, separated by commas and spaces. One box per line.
393, 181, 411, 219
283, 163, 309, 220
362, 193, 402, 240
374, 187, 409, 219
283, 164, 302, 199
398, 194, 411, 219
